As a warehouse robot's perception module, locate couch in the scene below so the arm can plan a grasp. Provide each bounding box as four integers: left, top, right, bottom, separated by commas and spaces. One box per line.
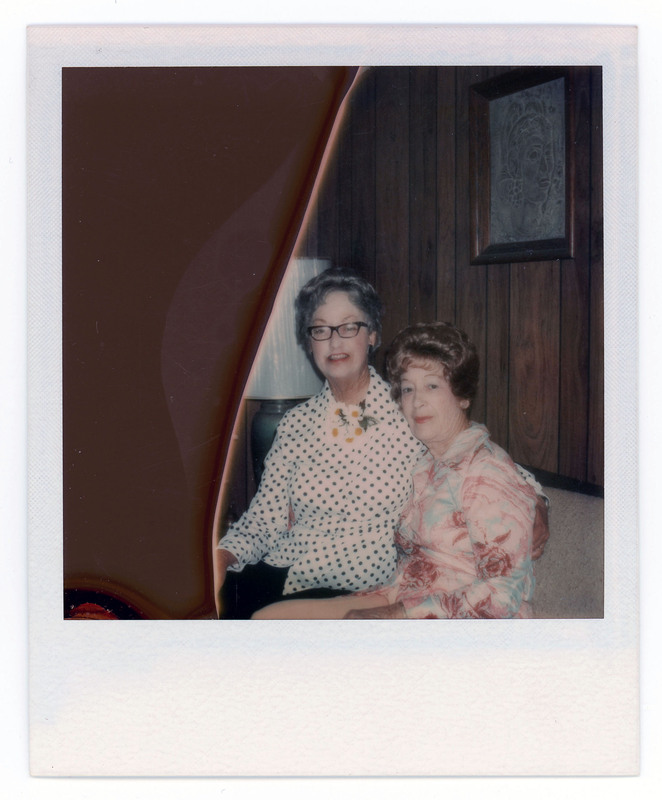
533, 485, 604, 618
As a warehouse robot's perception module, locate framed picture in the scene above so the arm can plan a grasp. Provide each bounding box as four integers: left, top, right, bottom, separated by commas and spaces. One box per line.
469, 66, 575, 264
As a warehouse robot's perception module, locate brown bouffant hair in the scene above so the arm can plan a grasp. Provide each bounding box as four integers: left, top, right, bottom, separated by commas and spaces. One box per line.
386, 322, 479, 406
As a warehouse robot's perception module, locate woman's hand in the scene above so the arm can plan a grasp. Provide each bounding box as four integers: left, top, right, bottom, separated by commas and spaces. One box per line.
343, 602, 406, 619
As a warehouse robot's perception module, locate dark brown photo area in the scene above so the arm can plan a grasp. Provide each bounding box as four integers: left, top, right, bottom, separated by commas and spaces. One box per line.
62, 66, 358, 619
63, 66, 603, 620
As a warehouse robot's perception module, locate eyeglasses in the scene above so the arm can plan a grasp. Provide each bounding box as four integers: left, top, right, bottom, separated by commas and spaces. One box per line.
307, 321, 370, 341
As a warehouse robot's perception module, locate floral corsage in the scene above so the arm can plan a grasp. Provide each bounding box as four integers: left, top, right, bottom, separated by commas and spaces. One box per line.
329, 399, 379, 444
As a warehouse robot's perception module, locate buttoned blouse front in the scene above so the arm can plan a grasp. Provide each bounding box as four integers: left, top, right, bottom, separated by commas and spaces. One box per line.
219, 367, 423, 594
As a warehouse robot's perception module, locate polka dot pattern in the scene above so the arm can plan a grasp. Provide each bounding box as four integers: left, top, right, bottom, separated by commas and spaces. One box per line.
220, 368, 424, 594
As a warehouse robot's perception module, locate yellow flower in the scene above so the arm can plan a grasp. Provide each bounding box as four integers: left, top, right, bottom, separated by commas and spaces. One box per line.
332, 428, 338, 437
355, 427, 363, 436
351, 410, 359, 417
334, 408, 341, 416
346, 437, 354, 443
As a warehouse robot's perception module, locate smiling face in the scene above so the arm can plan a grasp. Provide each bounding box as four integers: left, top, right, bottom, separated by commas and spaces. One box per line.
399, 362, 470, 458
520, 121, 554, 205
309, 290, 376, 391
507, 114, 555, 206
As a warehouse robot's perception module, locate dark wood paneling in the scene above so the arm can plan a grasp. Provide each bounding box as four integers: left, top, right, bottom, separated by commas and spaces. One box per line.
509, 261, 561, 472
336, 101, 354, 267
588, 256, 604, 486
455, 67, 490, 423
409, 67, 438, 322
436, 67, 457, 324
375, 67, 411, 360
481, 68, 513, 448
349, 70, 377, 283
314, 133, 342, 265
560, 255, 591, 449
300, 195, 319, 258
485, 263, 511, 449
588, 67, 604, 486
456, 263, 487, 424
559, 69, 591, 481
559, 255, 590, 479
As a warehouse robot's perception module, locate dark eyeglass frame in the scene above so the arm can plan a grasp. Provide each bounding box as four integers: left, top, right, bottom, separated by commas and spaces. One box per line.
307, 321, 370, 341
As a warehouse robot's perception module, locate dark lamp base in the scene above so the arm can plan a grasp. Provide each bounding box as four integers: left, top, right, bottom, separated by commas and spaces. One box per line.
250, 398, 301, 485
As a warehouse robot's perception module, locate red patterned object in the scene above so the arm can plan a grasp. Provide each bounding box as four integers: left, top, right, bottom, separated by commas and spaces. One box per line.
66, 603, 118, 620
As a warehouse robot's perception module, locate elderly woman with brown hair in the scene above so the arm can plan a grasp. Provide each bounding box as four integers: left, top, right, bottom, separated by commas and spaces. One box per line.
254, 321, 544, 619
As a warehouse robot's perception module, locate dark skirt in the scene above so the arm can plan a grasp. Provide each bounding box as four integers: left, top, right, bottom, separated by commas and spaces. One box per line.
219, 562, 349, 619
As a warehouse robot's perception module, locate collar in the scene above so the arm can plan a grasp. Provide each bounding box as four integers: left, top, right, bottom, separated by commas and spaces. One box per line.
425, 422, 490, 469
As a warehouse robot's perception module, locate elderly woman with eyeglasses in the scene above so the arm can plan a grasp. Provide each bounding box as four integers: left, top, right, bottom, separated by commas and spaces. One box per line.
253, 321, 546, 620
215, 269, 425, 618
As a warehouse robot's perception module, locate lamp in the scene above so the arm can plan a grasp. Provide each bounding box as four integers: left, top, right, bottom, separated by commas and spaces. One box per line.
244, 257, 330, 482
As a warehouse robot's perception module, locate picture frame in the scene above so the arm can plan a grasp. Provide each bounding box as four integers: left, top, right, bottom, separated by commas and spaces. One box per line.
469, 66, 575, 264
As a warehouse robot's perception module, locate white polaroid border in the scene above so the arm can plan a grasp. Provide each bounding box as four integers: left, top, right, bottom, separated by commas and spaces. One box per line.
27, 24, 637, 777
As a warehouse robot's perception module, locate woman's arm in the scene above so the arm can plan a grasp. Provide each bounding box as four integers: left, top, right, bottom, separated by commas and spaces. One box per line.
343, 602, 406, 619
217, 425, 294, 569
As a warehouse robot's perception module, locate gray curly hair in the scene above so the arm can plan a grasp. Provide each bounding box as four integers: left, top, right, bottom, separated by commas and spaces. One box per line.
294, 269, 384, 351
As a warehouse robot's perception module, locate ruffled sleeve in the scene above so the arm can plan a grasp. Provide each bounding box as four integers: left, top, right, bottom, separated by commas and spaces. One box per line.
218, 414, 296, 570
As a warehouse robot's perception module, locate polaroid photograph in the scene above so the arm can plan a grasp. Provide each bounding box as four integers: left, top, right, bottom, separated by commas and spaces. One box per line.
27, 23, 637, 777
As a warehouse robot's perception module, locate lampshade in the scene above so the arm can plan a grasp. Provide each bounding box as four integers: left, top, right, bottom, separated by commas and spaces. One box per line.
244, 257, 330, 400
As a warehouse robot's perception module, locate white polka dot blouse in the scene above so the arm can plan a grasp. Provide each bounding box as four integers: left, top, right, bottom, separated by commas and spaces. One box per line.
219, 367, 424, 594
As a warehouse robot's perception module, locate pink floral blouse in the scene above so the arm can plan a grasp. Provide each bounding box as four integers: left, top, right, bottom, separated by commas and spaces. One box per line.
361, 423, 537, 619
